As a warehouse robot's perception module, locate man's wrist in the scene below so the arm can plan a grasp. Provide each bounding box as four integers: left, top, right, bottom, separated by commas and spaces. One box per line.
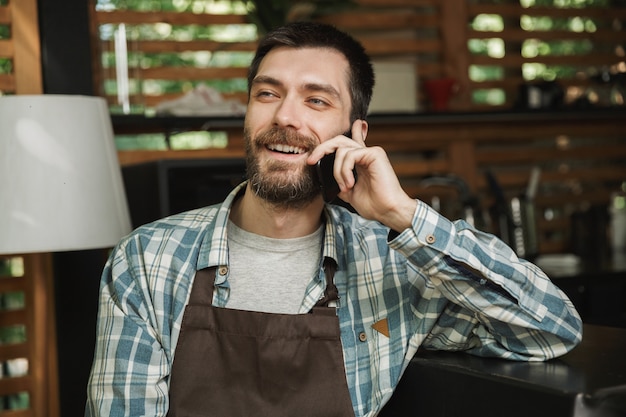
381, 198, 417, 233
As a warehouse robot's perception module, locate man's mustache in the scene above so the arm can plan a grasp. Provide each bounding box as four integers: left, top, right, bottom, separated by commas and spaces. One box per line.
254, 127, 318, 152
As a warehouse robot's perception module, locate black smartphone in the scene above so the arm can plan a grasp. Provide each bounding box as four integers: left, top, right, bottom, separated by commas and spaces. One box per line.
314, 130, 356, 203
315, 152, 342, 203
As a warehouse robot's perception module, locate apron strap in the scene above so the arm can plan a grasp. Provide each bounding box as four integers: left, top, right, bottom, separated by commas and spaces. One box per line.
188, 267, 217, 306
314, 257, 339, 308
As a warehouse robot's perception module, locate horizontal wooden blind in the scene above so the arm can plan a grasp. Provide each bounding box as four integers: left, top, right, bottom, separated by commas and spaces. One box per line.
0, 3, 51, 414
91, 0, 625, 112
0, 253, 57, 417
91, 0, 453, 113
0, 1, 14, 93
0, 0, 42, 95
362, 112, 626, 255
466, 1, 626, 110
90, 4, 255, 113
470, 118, 625, 254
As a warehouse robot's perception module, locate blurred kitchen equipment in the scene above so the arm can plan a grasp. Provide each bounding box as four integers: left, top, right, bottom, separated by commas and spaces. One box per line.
485, 170, 513, 244
419, 174, 485, 229
570, 204, 610, 262
610, 184, 626, 254
573, 384, 626, 417
514, 167, 541, 260
485, 168, 541, 260
515, 81, 564, 110
509, 195, 539, 260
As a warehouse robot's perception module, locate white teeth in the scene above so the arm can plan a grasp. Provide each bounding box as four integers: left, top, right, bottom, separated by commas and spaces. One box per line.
268, 144, 305, 154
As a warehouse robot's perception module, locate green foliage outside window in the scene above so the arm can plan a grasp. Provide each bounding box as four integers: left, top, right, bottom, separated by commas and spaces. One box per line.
96, 0, 248, 13
96, 0, 619, 139
115, 130, 228, 150
0, 257, 28, 410
521, 0, 610, 7
468, 0, 615, 106
0, 24, 10, 75
0, 324, 26, 344
243, 0, 356, 34
0, 59, 10, 75
94, 1, 257, 149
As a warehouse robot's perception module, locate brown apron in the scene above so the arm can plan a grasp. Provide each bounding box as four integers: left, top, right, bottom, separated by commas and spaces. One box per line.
167, 258, 356, 417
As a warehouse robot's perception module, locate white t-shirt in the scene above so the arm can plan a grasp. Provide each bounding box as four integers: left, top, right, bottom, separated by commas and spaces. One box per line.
225, 220, 323, 314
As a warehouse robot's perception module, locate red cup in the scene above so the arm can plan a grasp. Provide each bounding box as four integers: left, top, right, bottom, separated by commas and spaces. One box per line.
424, 78, 457, 111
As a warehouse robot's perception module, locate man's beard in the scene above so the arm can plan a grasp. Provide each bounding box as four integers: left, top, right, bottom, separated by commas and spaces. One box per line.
245, 126, 321, 209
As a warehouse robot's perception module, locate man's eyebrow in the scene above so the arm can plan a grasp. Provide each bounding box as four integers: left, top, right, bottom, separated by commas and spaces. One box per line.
303, 82, 341, 100
251, 75, 282, 88
252, 76, 341, 100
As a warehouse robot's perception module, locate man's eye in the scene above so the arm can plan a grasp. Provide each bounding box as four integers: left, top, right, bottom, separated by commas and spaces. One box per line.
309, 98, 328, 106
254, 91, 278, 101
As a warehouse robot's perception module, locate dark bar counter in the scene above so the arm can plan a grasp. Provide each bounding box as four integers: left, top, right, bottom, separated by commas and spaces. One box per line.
110, 107, 626, 135
380, 324, 626, 417
541, 253, 626, 329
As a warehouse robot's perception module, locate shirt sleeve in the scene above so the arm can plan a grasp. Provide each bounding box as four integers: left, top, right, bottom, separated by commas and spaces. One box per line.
389, 200, 583, 361
85, 237, 171, 417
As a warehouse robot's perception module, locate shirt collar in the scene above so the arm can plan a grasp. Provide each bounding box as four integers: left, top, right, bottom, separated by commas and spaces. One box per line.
196, 182, 246, 272
196, 181, 342, 272
322, 205, 340, 264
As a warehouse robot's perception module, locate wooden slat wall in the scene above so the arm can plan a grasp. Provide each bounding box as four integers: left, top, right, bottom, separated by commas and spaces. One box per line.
0, 253, 58, 417
90, 0, 626, 112
0, 1, 58, 416
114, 112, 626, 256
90, 0, 455, 111
89, 6, 254, 110
467, 2, 626, 110
363, 113, 626, 255
473, 121, 624, 254
0, 0, 43, 94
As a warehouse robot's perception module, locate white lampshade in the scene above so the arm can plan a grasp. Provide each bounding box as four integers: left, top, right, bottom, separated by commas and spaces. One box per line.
0, 95, 132, 254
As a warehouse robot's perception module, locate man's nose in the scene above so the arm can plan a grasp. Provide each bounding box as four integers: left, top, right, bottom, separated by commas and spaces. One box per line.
273, 97, 302, 130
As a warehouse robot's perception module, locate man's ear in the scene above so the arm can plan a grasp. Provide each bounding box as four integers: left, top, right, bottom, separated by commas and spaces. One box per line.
348, 119, 368, 143
358, 119, 368, 142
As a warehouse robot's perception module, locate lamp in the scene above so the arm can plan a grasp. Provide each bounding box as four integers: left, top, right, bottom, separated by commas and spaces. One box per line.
0, 94, 131, 416
0, 95, 131, 254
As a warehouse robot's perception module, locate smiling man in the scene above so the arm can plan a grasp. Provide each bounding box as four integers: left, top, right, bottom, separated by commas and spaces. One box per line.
85, 22, 582, 417
244, 47, 357, 210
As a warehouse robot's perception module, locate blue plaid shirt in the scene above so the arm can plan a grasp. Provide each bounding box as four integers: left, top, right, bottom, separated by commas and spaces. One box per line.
85, 183, 582, 417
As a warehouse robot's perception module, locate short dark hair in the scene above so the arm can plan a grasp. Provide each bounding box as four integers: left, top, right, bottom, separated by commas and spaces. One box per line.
247, 21, 375, 122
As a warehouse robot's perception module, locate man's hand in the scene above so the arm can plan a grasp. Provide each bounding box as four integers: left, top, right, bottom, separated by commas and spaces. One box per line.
307, 120, 417, 232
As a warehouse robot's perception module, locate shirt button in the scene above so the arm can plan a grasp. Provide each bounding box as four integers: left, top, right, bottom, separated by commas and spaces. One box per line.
218, 266, 229, 276
426, 234, 436, 244
358, 332, 367, 342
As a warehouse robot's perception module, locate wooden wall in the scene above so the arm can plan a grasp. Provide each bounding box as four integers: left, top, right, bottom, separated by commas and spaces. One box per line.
89, 0, 626, 112
0, 0, 42, 94
113, 110, 626, 257
0, 1, 58, 416
363, 112, 626, 256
